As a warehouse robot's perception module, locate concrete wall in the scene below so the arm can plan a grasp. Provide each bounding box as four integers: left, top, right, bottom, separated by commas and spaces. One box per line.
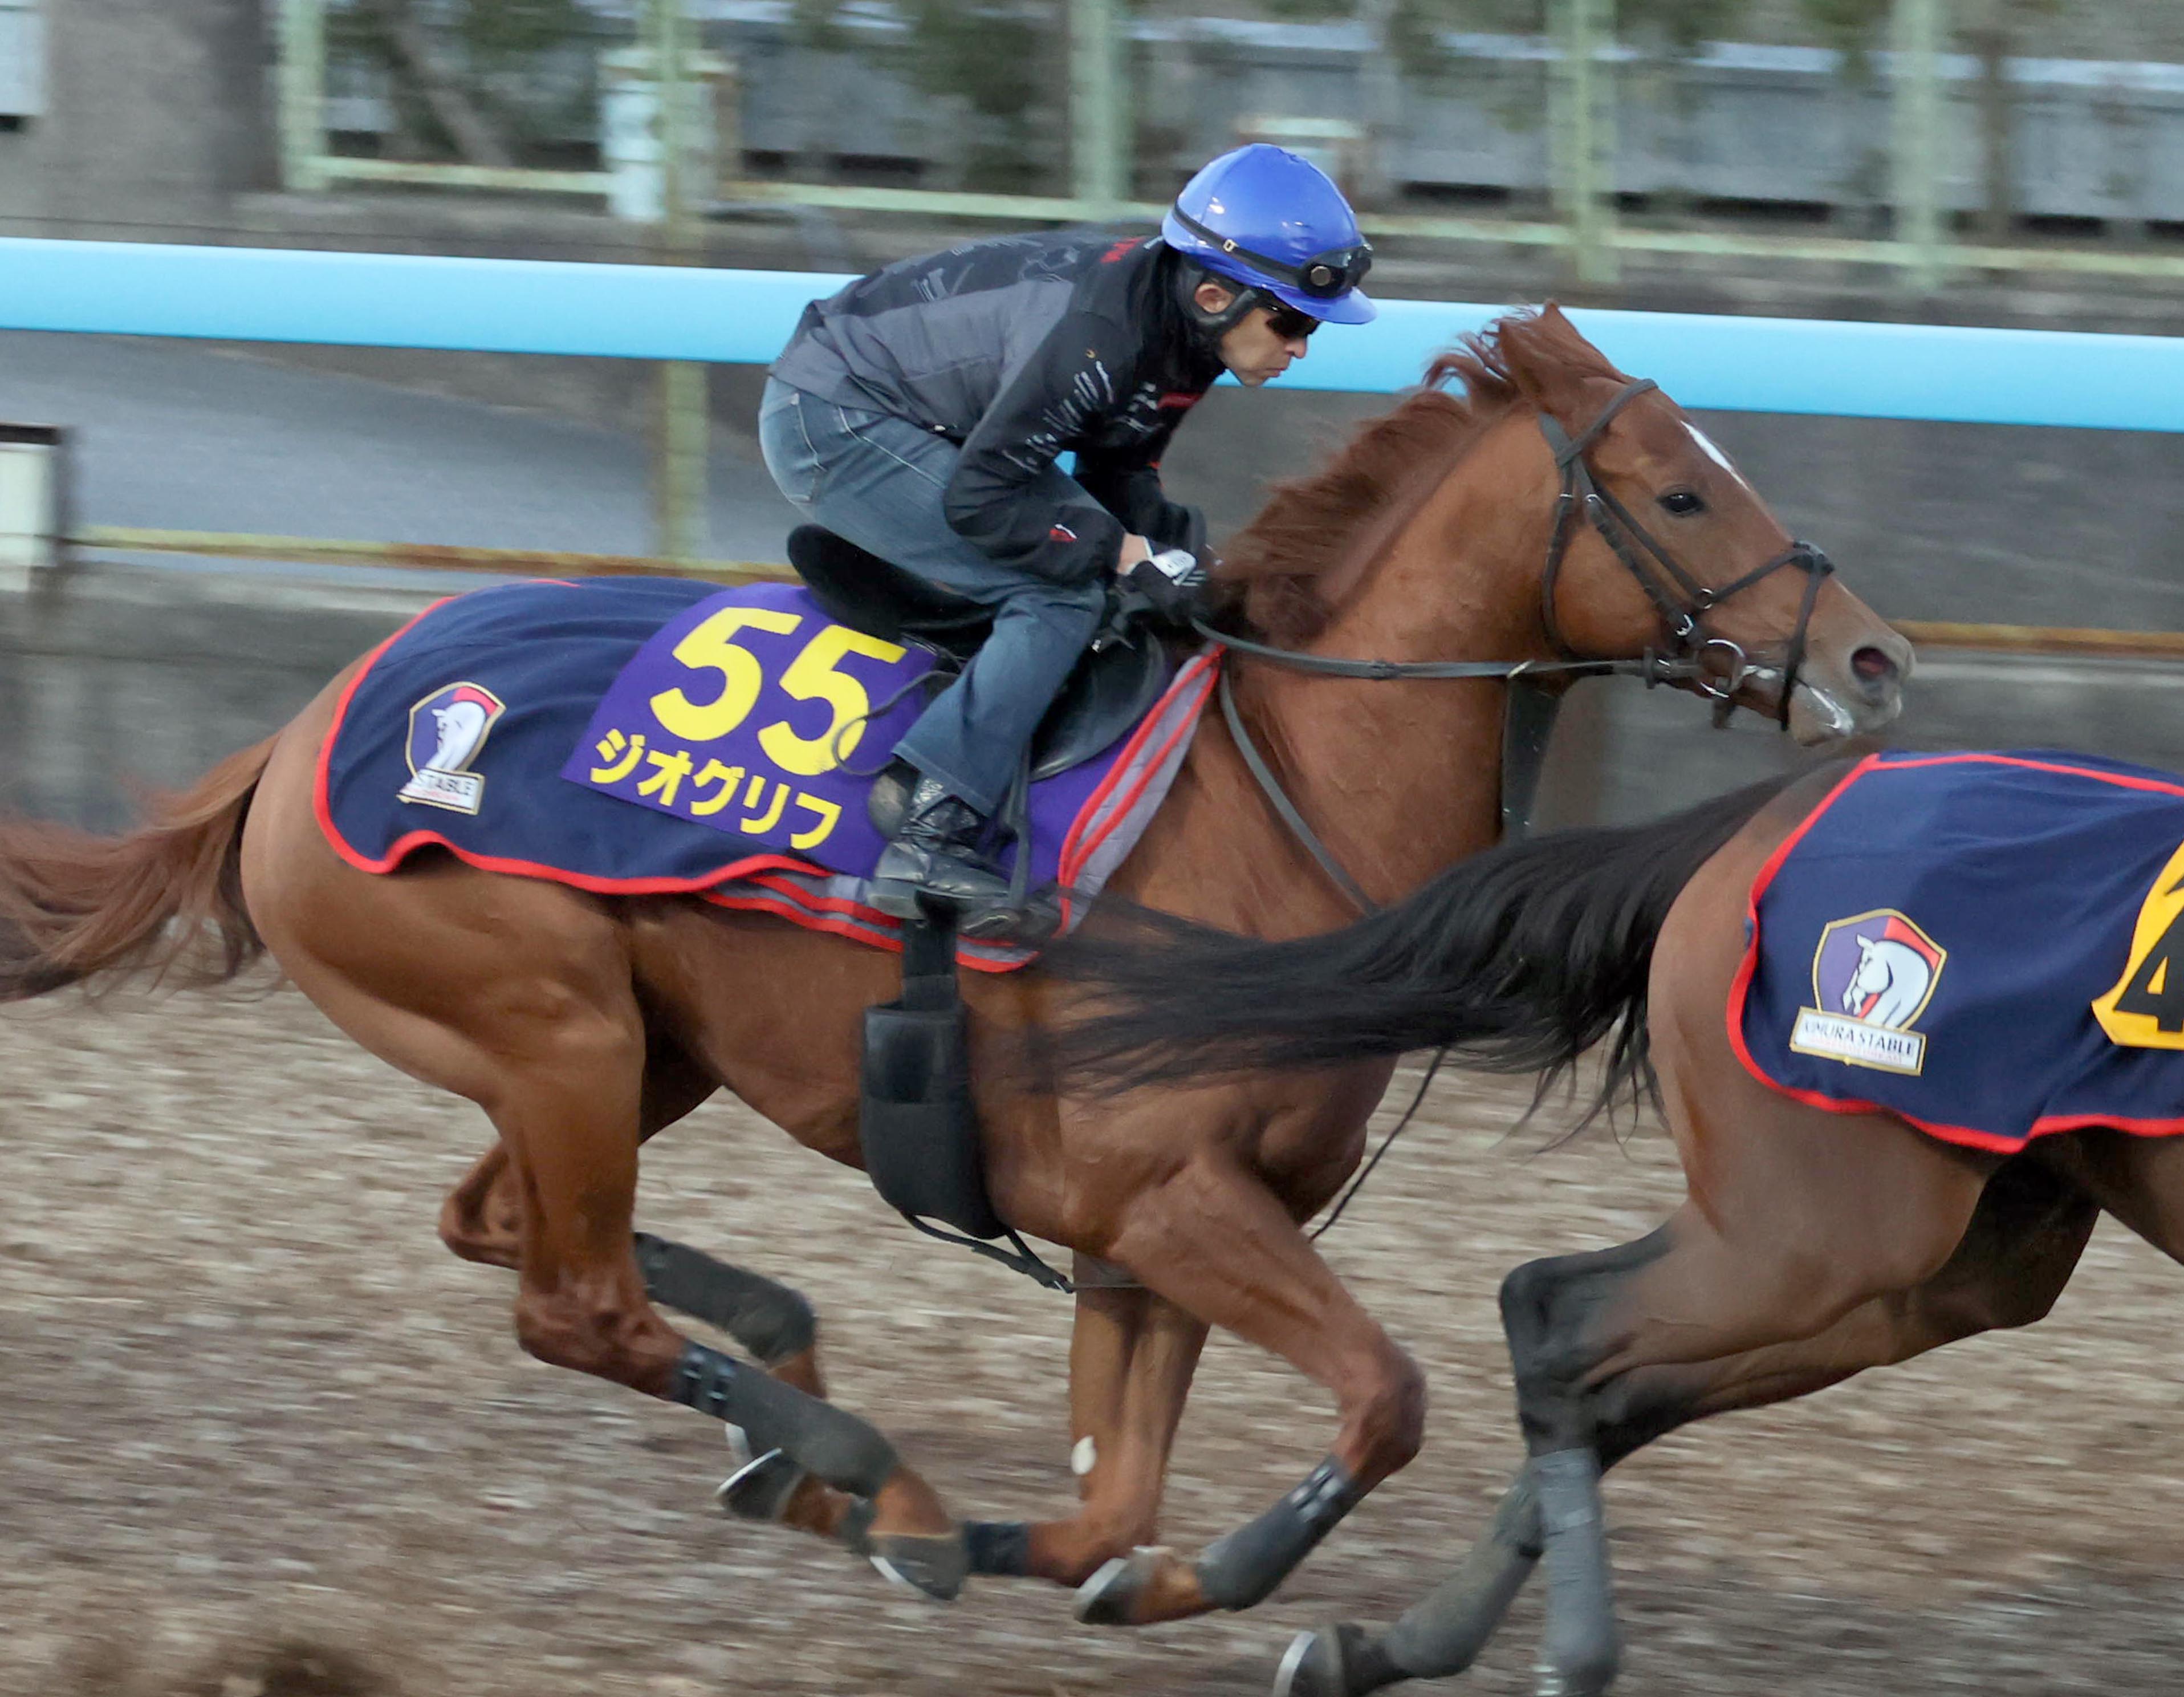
0, 0, 271, 238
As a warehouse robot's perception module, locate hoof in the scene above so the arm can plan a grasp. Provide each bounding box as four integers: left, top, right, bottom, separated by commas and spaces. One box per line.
1273, 1624, 1398, 1697
1073, 1546, 1182, 1627
714, 1446, 808, 1523
1274, 1630, 1333, 1697
869, 1529, 969, 1603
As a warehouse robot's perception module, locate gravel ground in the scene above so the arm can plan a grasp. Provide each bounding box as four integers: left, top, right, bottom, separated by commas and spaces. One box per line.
3, 981, 2182, 1697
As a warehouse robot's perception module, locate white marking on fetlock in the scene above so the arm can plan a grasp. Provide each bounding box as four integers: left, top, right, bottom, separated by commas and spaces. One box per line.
1071, 1435, 1097, 1477
1272, 1630, 1319, 1697
722, 1423, 751, 1467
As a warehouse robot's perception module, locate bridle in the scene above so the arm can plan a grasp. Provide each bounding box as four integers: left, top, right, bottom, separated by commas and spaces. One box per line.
1536, 377, 1835, 731
1198, 377, 1839, 914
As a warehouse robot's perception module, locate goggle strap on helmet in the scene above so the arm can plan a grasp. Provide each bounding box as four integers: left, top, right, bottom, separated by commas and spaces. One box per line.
1168, 205, 1372, 299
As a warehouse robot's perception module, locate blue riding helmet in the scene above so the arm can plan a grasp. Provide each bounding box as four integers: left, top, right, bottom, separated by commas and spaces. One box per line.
1161, 143, 1377, 327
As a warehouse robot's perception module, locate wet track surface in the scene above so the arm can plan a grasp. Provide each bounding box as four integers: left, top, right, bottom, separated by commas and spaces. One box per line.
5, 984, 2184, 1696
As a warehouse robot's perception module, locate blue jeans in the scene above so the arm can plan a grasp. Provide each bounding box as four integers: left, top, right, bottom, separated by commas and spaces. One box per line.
758, 377, 1108, 818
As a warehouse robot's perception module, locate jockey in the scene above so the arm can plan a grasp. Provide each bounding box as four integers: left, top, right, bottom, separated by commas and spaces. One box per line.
759, 143, 1376, 929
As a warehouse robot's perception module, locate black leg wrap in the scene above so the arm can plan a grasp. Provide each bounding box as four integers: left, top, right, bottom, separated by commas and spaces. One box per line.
1197, 1456, 1363, 1612
1531, 1449, 1618, 1696
1380, 1469, 1542, 1680
636, 1232, 818, 1366
671, 1342, 897, 1498
963, 1519, 1033, 1577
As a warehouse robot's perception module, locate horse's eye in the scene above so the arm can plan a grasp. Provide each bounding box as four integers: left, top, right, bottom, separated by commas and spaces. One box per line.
1659, 489, 1706, 517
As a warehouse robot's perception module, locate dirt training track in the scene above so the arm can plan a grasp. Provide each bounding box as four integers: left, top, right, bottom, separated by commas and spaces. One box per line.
5, 983, 2183, 1697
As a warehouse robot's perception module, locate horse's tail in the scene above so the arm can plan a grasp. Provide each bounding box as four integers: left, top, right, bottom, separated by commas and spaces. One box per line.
1056, 771, 1807, 1123
0, 737, 274, 1001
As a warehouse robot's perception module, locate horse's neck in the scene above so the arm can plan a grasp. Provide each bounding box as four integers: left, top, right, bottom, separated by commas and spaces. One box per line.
1174, 438, 1555, 927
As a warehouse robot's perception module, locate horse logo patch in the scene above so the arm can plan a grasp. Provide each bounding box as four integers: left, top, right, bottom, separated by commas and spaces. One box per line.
398, 681, 505, 814
1790, 909, 1947, 1074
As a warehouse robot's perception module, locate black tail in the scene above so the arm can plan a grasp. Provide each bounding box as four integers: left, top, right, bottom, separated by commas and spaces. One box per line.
1054, 773, 1803, 1123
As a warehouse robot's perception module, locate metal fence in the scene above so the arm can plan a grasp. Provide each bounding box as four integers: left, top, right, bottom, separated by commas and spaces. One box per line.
277, 0, 2184, 295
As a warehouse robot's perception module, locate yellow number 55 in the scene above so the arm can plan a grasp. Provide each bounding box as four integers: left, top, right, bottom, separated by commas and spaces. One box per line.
649, 607, 908, 774
649, 606, 805, 742
759, 624, 909, 776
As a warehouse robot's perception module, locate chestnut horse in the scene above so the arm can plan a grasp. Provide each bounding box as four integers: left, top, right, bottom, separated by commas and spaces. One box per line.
1054, 757, 2184, 1695
0, 309, 1905, 1625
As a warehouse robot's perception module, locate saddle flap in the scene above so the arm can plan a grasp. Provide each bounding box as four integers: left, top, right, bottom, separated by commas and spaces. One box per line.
787, 525, 991, 661
1032, 636, 1173, 781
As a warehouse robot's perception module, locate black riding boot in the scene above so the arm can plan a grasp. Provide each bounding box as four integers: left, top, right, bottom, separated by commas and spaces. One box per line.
869, 777, 1015, 919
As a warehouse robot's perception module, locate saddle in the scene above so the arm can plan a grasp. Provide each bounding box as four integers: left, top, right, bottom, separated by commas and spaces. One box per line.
786, 525, 1173, 789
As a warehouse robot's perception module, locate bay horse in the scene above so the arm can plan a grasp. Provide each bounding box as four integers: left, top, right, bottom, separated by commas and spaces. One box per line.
0, 308, 1905, 1626
1054, 754, 2184, 1694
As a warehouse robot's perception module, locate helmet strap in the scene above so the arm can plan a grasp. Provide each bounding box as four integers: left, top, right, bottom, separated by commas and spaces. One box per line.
1173, 259, 1263, 350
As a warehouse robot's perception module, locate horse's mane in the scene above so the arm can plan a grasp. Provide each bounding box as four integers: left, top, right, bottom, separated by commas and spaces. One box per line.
1217, 306, 1627, 645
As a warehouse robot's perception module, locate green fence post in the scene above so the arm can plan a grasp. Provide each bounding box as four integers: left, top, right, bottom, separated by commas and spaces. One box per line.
1551, 0, 1618, 286
1070, 0, 1128, 215
650, 0, 707, 566
1891, 0, 1949, 294
278, 0, 330, 192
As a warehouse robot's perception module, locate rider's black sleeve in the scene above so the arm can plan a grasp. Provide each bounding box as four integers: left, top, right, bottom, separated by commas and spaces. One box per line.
1075, 427, 1207, 559
941, 311, 1138, 586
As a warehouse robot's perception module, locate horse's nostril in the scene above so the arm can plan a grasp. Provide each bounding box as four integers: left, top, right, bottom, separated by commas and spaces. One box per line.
1850, 645, 1898, 685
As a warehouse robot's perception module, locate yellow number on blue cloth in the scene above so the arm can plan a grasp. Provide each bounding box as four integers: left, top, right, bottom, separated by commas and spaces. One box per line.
759, 624, 909, 776
649, 606, 804, 742
2094, 838, 2184, 1049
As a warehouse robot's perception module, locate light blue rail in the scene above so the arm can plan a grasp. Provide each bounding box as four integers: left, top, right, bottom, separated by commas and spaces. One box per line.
5, 236, 2182, 433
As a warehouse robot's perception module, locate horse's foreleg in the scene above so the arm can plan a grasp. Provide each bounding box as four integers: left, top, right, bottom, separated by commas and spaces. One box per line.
962, 1270, 1208, 1585
1072, 1156, 1425, 1627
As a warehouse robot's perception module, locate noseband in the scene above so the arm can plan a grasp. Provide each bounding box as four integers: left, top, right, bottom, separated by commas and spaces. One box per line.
1538, 377, 1835, 729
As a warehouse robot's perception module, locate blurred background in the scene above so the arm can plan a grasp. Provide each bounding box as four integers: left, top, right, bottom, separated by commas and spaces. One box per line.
5, 0, 2184, 826
10, 14, 2184, 1697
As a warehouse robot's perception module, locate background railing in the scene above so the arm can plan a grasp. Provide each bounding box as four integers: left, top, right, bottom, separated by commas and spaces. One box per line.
7, 234, 2184, 661
273, 0, 2184, 292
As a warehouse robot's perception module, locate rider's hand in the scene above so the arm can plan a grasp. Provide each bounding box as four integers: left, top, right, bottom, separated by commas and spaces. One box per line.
1115, 533, 1154, 575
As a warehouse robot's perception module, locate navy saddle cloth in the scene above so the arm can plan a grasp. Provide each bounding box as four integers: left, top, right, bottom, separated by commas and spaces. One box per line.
1733, 750, 2184, 1151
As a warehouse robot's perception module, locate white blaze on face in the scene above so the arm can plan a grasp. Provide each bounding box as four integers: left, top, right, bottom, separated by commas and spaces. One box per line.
428, 699, 489, 771
1685, 423, 1756, 493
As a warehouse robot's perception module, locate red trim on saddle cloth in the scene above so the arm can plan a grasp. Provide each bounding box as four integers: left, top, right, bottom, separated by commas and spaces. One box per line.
314, 618, 1222, 974
1725, 751, 2184, 1151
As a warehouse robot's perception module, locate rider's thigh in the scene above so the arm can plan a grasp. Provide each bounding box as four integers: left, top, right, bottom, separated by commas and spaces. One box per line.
757, 378, 825, 511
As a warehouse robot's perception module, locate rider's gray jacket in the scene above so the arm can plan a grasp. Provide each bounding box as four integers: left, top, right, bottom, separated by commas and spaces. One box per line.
770, 230, 1219, 586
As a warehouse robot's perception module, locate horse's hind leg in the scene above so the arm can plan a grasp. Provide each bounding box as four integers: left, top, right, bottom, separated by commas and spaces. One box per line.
960, 1273, 1207, 1585
1281, 1155, 2097, 1697
246, 822, 962, 1596
436, 1057, 847, 1533
1492, 1103, 1994, 1696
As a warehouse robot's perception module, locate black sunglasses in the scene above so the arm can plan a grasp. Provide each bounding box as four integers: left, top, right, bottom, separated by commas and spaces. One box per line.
1264, 302, 1323, 340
